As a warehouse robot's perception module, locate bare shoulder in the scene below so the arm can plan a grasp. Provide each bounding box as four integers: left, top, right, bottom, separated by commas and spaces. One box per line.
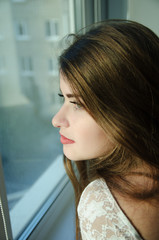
112, 178, 159, 240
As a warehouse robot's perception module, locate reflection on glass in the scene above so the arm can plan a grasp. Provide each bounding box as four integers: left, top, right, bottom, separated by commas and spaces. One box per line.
0, 0, 74, 238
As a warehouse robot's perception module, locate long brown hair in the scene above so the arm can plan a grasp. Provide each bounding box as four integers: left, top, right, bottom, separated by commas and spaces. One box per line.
59, 20, 159, 239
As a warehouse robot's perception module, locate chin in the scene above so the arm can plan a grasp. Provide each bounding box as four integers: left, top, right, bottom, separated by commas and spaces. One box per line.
64, 155, 80, 161
63, 152, 83, 161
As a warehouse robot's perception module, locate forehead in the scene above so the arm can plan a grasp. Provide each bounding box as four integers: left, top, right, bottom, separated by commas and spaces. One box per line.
60, 73, 73, 93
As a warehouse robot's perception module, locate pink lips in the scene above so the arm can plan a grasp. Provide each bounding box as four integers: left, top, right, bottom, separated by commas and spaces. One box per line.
60, 133, 75, 144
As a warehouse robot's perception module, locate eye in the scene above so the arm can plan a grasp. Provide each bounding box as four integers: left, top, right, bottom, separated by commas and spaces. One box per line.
70, 101, 82, 110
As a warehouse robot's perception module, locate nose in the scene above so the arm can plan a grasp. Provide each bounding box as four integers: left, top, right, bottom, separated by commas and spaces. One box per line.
52, 107, 69, 128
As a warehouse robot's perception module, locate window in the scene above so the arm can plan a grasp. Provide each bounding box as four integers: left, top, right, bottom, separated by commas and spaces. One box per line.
45, 19, 59, 41
15, 21, 30, 40
48, 58, 58, 76
21, 57, 33, 76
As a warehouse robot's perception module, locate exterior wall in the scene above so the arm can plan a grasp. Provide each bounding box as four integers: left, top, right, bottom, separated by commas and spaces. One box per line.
127, 0, 159, 36
0, 0, 73, 117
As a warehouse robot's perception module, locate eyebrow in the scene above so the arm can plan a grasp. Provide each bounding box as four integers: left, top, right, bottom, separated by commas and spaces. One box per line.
59, 89, 79, 98
66, 93, 79, 98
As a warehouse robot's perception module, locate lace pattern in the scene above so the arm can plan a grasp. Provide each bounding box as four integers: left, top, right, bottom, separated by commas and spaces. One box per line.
78, 178, 143, 240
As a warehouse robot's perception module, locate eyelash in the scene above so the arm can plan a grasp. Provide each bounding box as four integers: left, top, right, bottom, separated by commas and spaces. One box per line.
70, 101, 82, 110
58, 93, 82, 110
58, 93, 64, 100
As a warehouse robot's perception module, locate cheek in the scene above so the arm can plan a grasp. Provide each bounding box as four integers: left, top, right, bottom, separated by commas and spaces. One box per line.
67, 114, 115, 160
78, 124, 112, 152
78, 121, 105, 142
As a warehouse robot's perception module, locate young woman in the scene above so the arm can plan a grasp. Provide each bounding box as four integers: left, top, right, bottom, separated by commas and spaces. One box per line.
52, 20, 159, 240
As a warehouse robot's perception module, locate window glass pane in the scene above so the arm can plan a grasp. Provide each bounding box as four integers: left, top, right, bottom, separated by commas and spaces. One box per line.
0, 0, 74, 239
17, 22, 27, 36
48, 57, 58, 76
45, 20, 59, 37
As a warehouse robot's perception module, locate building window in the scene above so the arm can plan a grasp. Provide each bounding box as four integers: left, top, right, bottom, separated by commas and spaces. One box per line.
15, 21, 30, 40
45, 19, 59, 41
21, 57, 33, 76
48, 58, 58, 76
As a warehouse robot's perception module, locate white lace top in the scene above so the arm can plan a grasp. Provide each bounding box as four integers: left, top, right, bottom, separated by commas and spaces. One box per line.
78, 178, 143, 240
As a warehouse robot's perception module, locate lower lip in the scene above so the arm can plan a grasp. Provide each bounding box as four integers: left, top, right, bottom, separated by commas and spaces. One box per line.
60, 135, 75, 144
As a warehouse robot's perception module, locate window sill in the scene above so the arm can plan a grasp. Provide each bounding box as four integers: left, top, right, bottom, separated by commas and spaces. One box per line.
21, 72, 34, 77
45, 36, 60, 42
16, 36, 31, 41
28, 178, 75, 240
10, 154, 67, 240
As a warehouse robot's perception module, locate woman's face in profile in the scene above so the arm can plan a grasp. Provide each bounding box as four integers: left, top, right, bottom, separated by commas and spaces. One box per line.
52, 73, 115, 161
